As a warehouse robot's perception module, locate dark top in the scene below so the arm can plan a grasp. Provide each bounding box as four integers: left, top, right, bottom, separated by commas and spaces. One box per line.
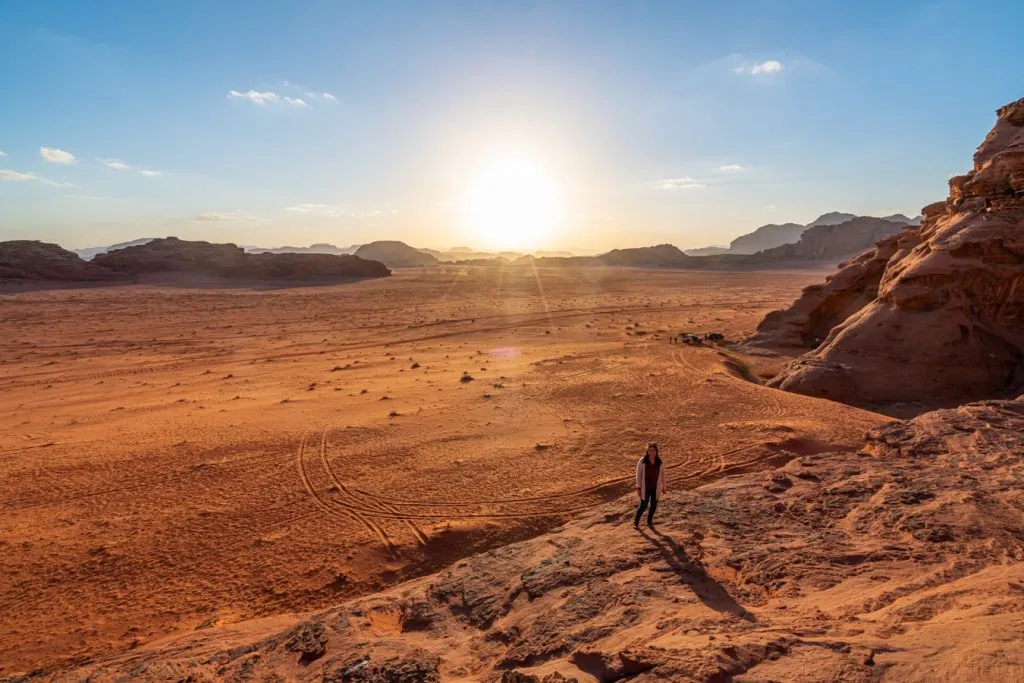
644, 458, 660, 495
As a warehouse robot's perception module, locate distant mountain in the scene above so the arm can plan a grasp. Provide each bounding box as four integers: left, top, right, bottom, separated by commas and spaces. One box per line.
728, 223, 807, 254
749, 216, 909, 262
73, 238, 156, 261
425, 247, 580, 262
881, 213, 923, 225
683, 245, 730, 256
598, 244, 693, 268
354, 241, 438, 268
245, 243, 359, 255
2, 241, 130, 281
690, 211, 918, 256
93, 237, 390, 280
805, 212, 858, 228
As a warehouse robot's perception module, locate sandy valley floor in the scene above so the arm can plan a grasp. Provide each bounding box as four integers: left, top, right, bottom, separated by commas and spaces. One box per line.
0, 266, 884, 673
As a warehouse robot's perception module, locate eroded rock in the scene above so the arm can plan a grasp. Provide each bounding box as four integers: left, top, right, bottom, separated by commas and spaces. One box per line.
759, 97, 1024, 406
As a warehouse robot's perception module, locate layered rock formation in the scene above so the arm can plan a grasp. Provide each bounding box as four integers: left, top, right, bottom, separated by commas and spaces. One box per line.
53, 397, 1024, 682
761, 97, 1024, 406
94, 237, 390, 280
354, 241, 438, 268
0, 241, 129, 281
750, 230, 912, 348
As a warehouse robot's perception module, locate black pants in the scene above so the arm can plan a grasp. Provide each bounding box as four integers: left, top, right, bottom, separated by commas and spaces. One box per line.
634, 489, 658, 526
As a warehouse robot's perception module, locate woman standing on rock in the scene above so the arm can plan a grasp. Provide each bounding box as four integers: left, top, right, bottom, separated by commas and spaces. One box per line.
634, 443, 665, 529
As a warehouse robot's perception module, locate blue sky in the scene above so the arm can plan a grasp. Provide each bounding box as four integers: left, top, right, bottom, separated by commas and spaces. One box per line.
1, 1, 1022, 251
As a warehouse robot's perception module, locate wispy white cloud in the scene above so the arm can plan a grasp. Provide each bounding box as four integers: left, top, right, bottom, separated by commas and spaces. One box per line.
100, 158, 131, 170
716, 164, 746, 173
192, 210, 268, 223
322, 92, 337, 102
283, 96, 307, 108
0, 150, 7, 157
734, 59, 783, 76
227, 89, 280, 105
655, 177, 706, 190
753, 60, 783, 74
0, 169, 73, 186
285, 203, 381, 218
98, 158, 162, 176
63, 194, 115, 201
40, 146, 76, 164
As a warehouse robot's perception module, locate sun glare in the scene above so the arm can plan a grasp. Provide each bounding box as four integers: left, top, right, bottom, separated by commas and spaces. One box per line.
461, 157, 563, 251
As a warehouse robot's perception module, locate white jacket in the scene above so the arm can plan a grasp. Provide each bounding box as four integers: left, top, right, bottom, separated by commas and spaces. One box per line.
635, 456, 666, 496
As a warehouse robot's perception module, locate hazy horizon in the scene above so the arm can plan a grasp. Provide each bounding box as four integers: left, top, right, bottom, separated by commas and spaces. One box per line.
2, 1, 1022, 252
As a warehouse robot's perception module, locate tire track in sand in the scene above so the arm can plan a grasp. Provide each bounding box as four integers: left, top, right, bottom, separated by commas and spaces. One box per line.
317, 427, 428, 546
295, 431, 394, 550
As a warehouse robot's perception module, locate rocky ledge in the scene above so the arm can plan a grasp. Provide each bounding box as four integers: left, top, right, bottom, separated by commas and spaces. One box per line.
46, 397, 1024, 682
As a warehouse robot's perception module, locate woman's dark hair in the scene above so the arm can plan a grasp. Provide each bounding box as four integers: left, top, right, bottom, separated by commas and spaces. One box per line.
645, 443, 661, 465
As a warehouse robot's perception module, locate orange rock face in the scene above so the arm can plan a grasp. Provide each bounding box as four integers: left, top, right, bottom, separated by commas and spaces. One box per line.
762, 97, 1024, 407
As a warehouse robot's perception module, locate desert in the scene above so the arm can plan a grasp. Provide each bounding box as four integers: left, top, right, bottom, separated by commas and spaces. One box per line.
2, 265, 879, 676
4, 4, 1024, 681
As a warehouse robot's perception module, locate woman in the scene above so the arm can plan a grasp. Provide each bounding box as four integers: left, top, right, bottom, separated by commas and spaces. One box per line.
634, 442, 665, 529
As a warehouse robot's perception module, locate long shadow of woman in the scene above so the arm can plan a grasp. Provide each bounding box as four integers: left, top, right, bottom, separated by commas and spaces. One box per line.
638, 527, 755, 622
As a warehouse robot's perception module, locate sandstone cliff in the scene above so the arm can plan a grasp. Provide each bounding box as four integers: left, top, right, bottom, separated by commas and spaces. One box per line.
760, 97, 1024, 406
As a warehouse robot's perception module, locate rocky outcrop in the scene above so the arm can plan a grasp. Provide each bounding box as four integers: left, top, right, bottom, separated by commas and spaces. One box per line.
750, 230, 911, 348
354, 241, 438, 268
94, 237, 390, 280
764, 97, 1024, 406
0, 241, 129, 281
51, 398, 1024, 681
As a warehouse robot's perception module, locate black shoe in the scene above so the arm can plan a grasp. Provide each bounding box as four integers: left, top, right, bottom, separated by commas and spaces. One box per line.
632, 521, 639, 529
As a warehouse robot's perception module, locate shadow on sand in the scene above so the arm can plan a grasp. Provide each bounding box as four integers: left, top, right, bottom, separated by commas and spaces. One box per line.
639, 526, 755, 622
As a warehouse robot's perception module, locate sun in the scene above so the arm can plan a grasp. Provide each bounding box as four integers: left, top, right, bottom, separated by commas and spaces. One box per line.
461, 157, 563, 251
